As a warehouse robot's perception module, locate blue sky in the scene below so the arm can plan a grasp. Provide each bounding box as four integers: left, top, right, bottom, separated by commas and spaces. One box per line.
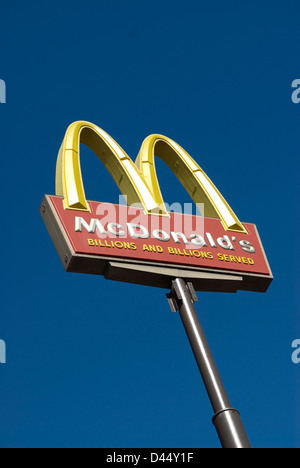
0, 0, 299, 448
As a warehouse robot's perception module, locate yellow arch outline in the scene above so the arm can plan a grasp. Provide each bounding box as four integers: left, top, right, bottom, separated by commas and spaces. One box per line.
55, 121, 246, 233
55, 121, 162, 215
136, 134, 246, 232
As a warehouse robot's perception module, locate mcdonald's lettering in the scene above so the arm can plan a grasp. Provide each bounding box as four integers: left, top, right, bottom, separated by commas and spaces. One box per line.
41, 121, 273, 292
73, 216, 256, 253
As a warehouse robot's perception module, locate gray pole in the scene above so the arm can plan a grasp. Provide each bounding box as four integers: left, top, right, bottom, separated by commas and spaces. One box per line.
167, 278, 251, 449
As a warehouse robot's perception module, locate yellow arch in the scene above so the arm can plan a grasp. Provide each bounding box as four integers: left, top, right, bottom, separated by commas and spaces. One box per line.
55, 121, 246, 232
136, 134, 246, 232
55, 121, 164, 214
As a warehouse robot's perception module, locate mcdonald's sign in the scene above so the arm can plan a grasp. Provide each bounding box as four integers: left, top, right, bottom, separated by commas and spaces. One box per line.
41, 121, 273, 292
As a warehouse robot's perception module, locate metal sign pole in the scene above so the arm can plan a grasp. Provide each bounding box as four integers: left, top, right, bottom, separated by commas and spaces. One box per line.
167, 278, 251, 449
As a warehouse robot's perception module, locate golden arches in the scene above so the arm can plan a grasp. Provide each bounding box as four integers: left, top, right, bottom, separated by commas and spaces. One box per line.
55, 121, 246, 232
136, 134, 246, 232
55, 121, 162, 215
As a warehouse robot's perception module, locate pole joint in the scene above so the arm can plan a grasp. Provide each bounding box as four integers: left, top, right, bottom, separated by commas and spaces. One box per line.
167, 280, 198, 313
212, 407, 240, 425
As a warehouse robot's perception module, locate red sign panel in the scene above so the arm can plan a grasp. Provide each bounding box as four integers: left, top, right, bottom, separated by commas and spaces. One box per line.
50, 196, 271, 277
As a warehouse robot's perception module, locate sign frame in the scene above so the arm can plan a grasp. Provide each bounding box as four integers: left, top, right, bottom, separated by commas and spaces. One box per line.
40, 195, 273, 293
